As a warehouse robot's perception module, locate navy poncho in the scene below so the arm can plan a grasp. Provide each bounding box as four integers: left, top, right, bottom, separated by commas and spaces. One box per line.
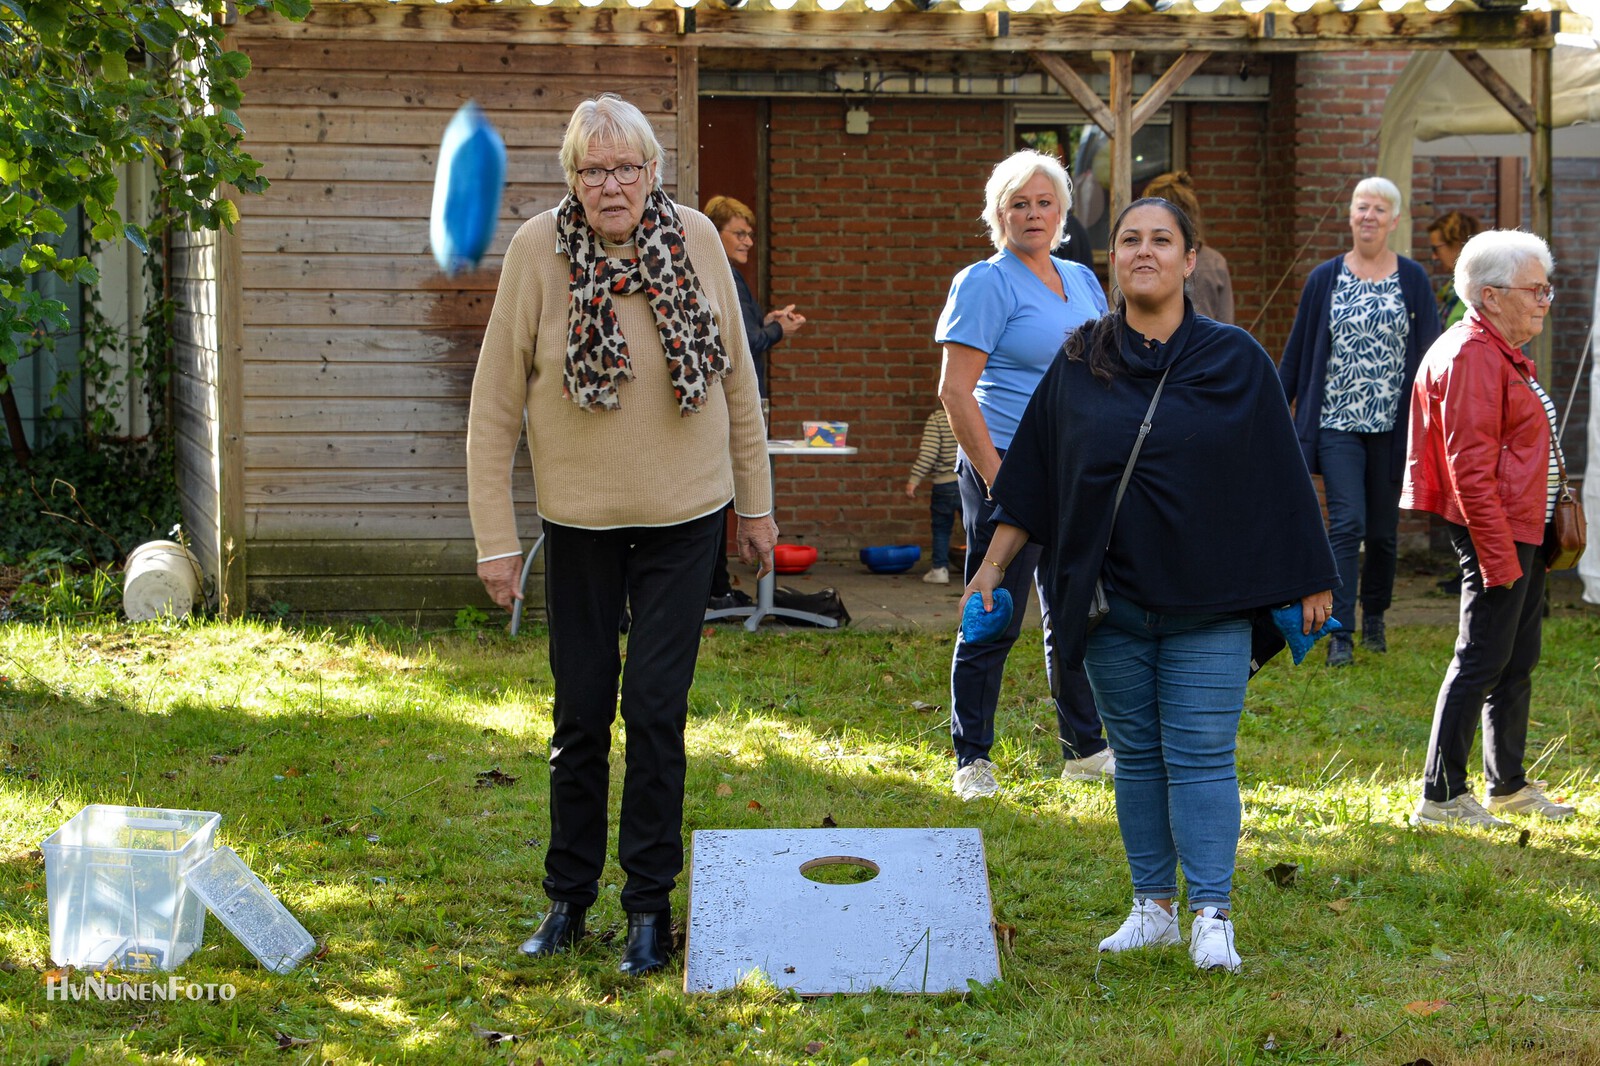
990, 306, 1339, 669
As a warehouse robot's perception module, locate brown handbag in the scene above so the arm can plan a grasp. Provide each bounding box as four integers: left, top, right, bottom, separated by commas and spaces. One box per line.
1547, 446, 1587, 571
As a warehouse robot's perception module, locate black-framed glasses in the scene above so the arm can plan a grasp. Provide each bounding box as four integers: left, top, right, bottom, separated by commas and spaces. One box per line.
1496, 283, 1556, 304
577, 163, 645, 188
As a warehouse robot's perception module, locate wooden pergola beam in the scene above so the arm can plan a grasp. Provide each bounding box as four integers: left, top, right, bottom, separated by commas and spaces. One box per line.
1449, 49, 1535, 132
1029, 51, 1113, 133
1130, 49, 1211, 133
243, 4, 1556, 54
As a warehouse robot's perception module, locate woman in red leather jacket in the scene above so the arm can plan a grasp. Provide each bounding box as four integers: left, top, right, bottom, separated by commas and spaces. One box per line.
1401, 230, 1575, 828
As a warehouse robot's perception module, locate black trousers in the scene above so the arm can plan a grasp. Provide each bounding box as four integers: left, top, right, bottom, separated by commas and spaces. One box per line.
1422, 521, 1546, 802
540, 510, 722, 913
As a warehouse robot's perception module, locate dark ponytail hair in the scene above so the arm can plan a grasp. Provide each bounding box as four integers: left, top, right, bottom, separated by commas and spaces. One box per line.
1065, 196, 1197, 384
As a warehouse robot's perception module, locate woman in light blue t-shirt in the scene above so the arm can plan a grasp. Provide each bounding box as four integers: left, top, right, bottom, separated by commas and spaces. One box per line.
935, 149, 1111, 802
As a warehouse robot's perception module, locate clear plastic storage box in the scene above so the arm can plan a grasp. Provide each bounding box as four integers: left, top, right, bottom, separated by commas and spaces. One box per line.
42, 805, 221, 971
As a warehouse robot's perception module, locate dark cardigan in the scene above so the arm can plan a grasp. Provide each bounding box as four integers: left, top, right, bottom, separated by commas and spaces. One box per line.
1277, 254, 1441, 481
992, 307, 1339, 670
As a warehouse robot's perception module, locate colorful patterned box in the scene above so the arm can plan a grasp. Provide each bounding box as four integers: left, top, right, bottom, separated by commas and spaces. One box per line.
802, 421, 849, 448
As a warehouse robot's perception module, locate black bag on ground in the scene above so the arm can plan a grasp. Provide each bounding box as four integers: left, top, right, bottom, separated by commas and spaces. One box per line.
772, 585, 851, 627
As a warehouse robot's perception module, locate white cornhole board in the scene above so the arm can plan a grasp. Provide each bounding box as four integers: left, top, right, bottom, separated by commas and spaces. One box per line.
684, 828, 1000, 995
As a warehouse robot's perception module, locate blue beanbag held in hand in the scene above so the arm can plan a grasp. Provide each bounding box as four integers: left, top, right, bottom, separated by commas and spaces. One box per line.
1271, 603, 1341, 665
961, 588, 1014, 644
430, 101, 506, 276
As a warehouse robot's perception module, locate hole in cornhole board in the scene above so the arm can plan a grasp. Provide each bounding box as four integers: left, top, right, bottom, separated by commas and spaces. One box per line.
798, 855, 880, 885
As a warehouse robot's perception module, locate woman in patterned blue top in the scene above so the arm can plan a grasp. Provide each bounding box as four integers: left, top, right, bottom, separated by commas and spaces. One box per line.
1279, 177, 1441, 666
936, 149, 1111, 801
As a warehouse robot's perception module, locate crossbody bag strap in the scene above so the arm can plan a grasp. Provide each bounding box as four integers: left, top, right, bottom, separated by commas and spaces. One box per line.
1509, 360, 1571, 492
1107, 367, 1171, 542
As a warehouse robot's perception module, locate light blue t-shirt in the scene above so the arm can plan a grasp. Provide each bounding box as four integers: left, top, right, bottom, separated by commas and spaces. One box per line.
935, 249, 1107, 450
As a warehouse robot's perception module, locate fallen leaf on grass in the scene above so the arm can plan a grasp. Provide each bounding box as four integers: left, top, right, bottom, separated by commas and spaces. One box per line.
820, 814, 837, 828
312, 941, 330, 960
161, 770, 179, 780
282, 767, 302, 778
1404, 999, 1449, 1017
909, 701, 940, 713
209, 754, 230, 766
471, 1023, 522, 1046
474, 768, 519, 788
715, 784, 733, 798
274, 1031, 316, 1049
1263, 862, 1299, 887
1518, 829, 1531, 848
747, 800, 763, 811
993, 921, 1017, 953
1326, 898, 1352, 914
905, 1027, 919, 1038
804, 1042, 825, 1055
42, 966, 74, 984
1262, 1033, 1278, 1051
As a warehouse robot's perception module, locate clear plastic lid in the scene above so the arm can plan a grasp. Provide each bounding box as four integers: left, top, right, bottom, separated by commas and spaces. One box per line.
181, 846, 315, 974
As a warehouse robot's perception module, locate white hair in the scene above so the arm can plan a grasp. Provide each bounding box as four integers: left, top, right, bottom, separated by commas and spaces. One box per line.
1351, 176, 1402, 215
982, 150, 1073, 252
1455, 230, 1554, 309
559, 93, 664, 193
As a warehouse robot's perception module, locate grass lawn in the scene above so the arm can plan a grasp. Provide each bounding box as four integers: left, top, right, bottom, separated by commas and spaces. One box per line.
2, 610, 1598, 1064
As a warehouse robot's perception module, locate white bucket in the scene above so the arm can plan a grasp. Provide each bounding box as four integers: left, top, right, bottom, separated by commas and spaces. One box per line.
123, 540, 203, 622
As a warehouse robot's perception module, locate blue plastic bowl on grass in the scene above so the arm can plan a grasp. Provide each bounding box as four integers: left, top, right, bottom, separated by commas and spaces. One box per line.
859, 544, 921, 574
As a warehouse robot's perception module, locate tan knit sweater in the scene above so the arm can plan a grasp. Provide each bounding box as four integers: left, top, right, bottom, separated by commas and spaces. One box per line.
466, 204, 772, 561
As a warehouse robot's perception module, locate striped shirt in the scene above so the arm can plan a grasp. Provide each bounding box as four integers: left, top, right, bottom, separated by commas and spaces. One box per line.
908, 409, 959, 486
1527, 375, 1563, 522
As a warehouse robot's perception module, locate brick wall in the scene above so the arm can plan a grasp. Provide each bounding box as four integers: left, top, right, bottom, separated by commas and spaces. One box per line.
764, 99, 1001, 553
1185, 101, 1271, 335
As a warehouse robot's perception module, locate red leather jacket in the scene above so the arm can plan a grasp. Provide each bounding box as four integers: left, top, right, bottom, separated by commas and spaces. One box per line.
1401, 309, 1550, 588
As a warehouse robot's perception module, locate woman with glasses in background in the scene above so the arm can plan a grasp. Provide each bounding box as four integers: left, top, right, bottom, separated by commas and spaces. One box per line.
1279, 177, 1440, 666
1403, 230, 1576, 828
468, 93, 775, 976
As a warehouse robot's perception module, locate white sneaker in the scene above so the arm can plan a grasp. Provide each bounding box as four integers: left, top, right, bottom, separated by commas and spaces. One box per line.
1486, 784, 1576, 821
922, 567, 950, 585
952, 758, 999, 801
1098, 897, 1181, 953
1410, 793, 1511, 828
1189, 907, 1241, 973
1061, 747, 1115, 782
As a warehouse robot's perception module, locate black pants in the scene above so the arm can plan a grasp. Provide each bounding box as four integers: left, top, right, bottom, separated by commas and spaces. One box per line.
950, 454, 1105, 766
1422, 522, 1546, 802
540, 510, 723, 913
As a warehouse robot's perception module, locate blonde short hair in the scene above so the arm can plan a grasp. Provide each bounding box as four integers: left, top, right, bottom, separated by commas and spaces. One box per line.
982, 150, 1072, 252
559, 93, 664, 194
703, 195, 755, 231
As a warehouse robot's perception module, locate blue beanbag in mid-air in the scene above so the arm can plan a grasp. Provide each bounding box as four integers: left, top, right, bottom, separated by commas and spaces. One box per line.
430, 101, 506, 276
961, 588, 1014, 644
1272, 603, 1342, 665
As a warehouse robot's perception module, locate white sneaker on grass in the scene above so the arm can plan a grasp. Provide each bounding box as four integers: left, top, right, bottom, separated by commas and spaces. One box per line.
952, 758, 998, 801
1486, 784, 1576, 821
1410, 793, 1510, 828
1189, 907, 1241, 973
1099, 897, 1181, 953
1061, 747, 1115, 782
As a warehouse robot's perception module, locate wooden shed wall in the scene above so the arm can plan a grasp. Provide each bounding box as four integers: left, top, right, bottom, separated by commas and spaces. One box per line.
170, 227, 226, 603
221, 10, 685, 615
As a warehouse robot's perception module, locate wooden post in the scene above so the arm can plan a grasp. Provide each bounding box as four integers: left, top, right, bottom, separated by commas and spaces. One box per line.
1109, 51, 1134, 225
216, 215, 246, 620
1530, 45, 1553, 382
676, 45, 700, 207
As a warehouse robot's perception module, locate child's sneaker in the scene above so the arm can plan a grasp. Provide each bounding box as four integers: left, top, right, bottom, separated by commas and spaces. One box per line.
1189, 907, 1241, 973
1098, 897, 1181, 953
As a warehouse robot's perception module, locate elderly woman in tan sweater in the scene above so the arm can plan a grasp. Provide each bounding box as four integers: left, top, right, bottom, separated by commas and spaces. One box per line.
467, 93, 776, 977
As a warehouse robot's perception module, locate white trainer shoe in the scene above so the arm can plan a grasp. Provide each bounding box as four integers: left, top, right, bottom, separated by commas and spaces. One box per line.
1061, 747, 1116, 782
1410, 793, 1511, 828
922, 567, 950, 585
1486, 784, 1576, 821
1189, 907, 1242, 973
952, 758, 999, 801
1098, 897, 1181, 953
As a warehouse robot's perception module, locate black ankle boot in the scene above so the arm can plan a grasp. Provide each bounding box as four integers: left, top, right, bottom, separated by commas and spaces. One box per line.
1362, 613, 1387, 653
618, 909, 673, 976
518, 901, 586, 957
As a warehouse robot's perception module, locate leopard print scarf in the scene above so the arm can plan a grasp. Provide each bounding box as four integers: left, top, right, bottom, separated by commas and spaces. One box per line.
556, 190, 730, 415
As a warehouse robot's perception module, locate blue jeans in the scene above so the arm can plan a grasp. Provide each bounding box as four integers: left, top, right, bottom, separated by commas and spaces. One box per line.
928, 481, 959, 570
1084, 594, 1251, 911
951, 455, 1105, 766
1316, 428, 1399, 633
